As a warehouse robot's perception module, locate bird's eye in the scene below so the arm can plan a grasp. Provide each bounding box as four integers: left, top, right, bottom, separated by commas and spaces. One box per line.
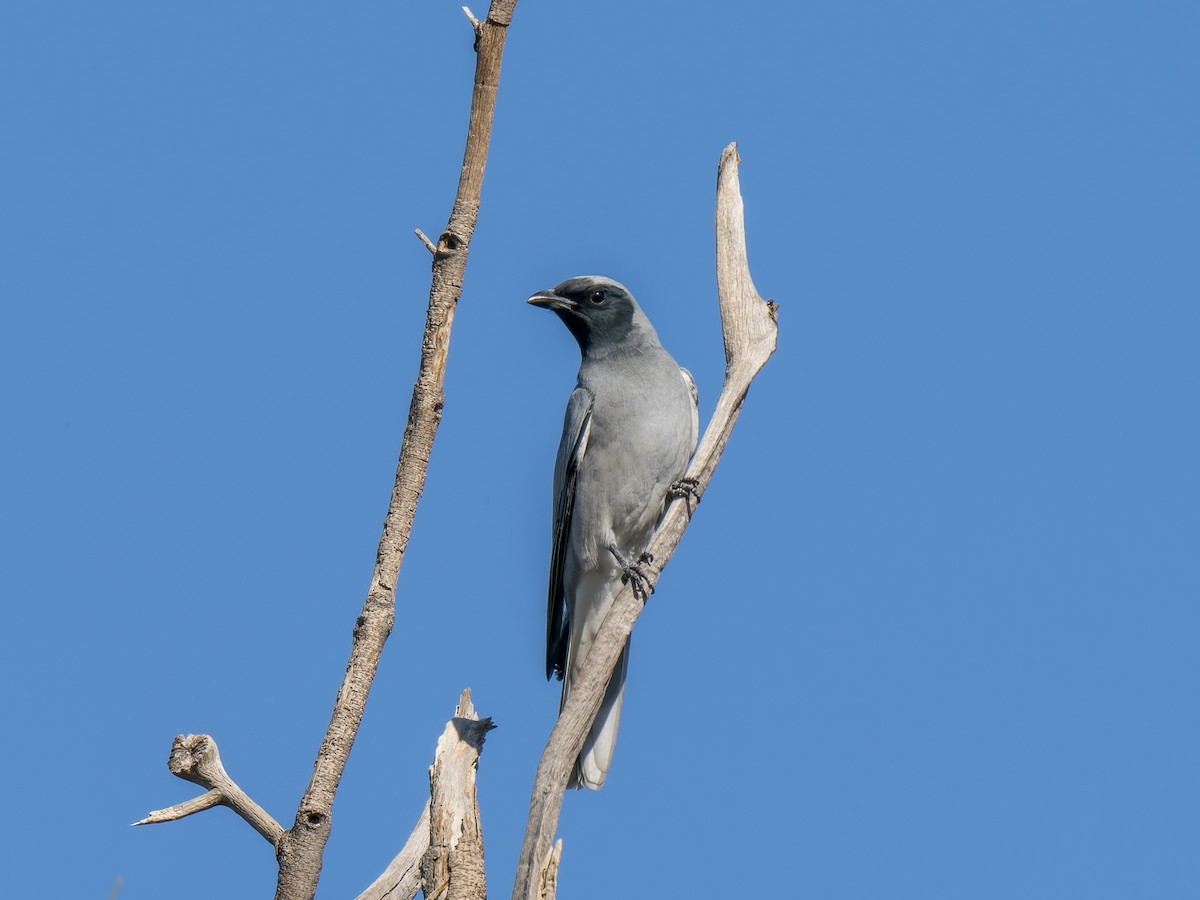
589, 290, 606, 304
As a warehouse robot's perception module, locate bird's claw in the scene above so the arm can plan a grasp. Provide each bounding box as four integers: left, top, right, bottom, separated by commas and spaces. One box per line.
609, 545, 656, 602
622, 555, 656, 602
668, 476, 702, 516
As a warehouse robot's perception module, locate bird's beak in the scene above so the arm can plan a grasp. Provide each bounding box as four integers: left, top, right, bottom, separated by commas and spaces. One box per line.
527, 290, 569, 311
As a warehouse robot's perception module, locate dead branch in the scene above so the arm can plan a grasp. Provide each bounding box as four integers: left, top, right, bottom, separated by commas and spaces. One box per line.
133, 734, 284, 847
511, 142, 779, 900
139, 1, 516, 892
537, 840, 562, 900
419, 689, 495, 900
269, 4, 518, 898
356, 690, 493, 900
353, 802, 430, 900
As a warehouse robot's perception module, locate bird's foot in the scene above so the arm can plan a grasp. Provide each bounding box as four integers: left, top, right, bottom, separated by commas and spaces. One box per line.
668, 476, 702, 516
608, 545, 656, 602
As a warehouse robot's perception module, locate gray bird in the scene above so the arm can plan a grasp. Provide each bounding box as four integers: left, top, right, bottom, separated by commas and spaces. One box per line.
529, 275, 698, 789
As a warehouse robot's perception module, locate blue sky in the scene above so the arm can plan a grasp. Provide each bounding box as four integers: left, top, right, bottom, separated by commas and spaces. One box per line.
2, 2, 1197, 898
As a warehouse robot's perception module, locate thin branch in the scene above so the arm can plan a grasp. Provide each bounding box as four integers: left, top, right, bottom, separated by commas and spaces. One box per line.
133, 734, 284, 847
354, 801, 430, 900
272, 4, 519, 899
414, 228, 438, 256
133, 789, 222, 824
511, 142, 779, 900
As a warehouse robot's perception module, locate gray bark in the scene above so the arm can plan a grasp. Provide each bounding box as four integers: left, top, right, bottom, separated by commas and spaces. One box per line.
133, 733, 283, 846
420, 690, 494, 900
271, 5, 518, 897
354, 802, 429, 900
136, 5, 519, 899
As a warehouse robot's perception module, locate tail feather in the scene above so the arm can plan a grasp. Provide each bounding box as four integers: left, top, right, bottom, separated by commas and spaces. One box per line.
563, 640, 630, 790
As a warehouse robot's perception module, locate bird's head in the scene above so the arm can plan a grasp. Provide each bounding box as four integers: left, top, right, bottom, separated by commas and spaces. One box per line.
527, 275, 653, 355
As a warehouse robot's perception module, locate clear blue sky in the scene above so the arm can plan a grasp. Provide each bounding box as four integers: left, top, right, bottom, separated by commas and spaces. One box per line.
2, 2, 1197, 898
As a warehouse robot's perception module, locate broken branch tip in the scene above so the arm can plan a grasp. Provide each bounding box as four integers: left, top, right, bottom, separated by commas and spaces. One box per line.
414, 228, 438, 256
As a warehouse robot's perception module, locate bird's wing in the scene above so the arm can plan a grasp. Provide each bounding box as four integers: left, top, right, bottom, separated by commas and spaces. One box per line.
680, 366, 700, 450
547, 385, 594, 680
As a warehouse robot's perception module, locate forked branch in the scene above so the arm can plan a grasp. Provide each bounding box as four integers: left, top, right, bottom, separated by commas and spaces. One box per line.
133, 734, 284, 847
511, 142, 779, 900
273, 5, 518, 897
136, 4, 519, 899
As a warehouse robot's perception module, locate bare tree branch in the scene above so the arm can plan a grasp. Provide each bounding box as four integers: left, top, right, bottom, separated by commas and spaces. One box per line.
511, 142, 779, 900
355, 689, 494, 900
461, 6, 483, 34
134, 790, 223, 825
138, 4, 517, 895
133, 734, 284, 847
270, 4, 519, 898
537, 840, 562, 900
354, 801, 430, 900
419, 689, 495, 900
414, 228, 439, 256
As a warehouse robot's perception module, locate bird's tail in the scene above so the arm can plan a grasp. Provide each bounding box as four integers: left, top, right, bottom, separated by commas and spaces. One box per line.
562, 639, 630, 790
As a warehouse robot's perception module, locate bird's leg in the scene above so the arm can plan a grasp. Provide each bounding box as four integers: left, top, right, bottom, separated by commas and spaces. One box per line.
608, 544, 656, 602
668, 476, 702, 517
